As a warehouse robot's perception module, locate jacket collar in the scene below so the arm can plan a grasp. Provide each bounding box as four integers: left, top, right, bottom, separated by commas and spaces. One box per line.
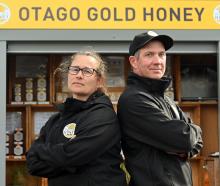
56, 91, 109, 115
127, 72, 171, 95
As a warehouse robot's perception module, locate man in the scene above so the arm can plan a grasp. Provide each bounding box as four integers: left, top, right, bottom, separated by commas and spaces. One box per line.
117, 31, 203, 186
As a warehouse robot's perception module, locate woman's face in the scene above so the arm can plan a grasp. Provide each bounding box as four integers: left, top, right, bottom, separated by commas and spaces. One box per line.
68, 55, 101, 101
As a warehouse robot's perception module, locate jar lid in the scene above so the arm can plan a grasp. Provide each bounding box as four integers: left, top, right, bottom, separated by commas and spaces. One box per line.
26, 89, 33, 93
37, 75, 46, 78
15, 93, 22, 96
37, 88, 46, 91
15, 128, 23, 131
14, 141, 23, 145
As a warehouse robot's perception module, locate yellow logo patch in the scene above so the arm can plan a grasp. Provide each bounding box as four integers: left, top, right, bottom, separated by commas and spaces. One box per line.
63, 123, 76, 139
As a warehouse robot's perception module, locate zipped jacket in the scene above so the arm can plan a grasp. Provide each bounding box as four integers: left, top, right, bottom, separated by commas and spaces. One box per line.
117, 73, 203, 186
26, 91, 127, 186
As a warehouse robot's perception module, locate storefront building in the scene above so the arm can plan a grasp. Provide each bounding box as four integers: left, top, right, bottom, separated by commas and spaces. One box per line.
0, 29, 219, 186
1, 1, 220, 185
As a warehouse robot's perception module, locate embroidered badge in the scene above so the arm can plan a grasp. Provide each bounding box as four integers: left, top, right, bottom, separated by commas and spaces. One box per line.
63, 123, 76, 139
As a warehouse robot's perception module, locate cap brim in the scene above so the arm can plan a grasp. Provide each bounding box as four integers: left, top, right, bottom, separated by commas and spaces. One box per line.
136, 35, 173, 52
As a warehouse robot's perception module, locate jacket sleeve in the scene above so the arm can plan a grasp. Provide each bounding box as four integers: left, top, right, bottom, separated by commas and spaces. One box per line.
26, 150, 64, 178
176, 105, 203, 157
32, 106, 120, 169
26, 114, 65, 178
118, 93, 203, 154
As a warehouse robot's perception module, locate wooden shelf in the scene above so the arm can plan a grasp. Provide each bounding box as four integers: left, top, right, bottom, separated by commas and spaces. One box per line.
30, 104, 55, 108
179, 101, 218, 105
7, 104, 26, 108
6, 155, 26, 161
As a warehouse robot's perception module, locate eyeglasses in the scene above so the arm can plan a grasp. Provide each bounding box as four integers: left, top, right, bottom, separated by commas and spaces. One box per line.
68, 66, 99, 77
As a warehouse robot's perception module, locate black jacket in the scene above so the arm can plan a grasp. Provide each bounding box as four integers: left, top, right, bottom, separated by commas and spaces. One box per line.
117, 73, 203, 186
26, 91, 127, 186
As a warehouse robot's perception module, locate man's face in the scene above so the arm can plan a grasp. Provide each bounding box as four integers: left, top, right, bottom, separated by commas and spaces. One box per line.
129, 41, 166, 79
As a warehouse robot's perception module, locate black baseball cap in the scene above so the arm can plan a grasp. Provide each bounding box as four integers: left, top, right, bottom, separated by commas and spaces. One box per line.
129, 31, 173, 56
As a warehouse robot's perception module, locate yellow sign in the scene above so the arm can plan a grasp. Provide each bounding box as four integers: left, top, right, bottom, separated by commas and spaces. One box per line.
0, 0, 220, 29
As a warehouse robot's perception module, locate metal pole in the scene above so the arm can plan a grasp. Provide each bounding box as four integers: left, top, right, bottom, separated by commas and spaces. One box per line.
0, 41, 7, 185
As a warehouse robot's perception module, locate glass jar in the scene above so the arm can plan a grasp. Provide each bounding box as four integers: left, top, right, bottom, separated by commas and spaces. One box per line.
37, 88, 47, 102
14, 84, 21, 94
14, 128, 24, 142
15, 93, 22, 102
25, 78, 33, 89
25, 89, 33, 102
37, 75, 46, 88
14, 142, 23, 156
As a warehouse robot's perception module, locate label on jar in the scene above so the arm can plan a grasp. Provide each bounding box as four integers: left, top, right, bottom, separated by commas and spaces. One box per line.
26, 92, 33, 102
37, 78, 46, 88
15, 95, 22, 102
14, 129, 23, 142
14, 144, 23, 156
37, 91, 46, 102
26, 78, 33, 89
14, 86, 21, 94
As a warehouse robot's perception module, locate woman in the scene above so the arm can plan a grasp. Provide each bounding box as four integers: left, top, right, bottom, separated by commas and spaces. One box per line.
26, 50, 127, 186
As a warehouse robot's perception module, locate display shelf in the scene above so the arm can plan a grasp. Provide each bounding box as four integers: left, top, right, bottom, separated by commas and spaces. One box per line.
6, 155, 26, 161
30, 105, 58, 143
